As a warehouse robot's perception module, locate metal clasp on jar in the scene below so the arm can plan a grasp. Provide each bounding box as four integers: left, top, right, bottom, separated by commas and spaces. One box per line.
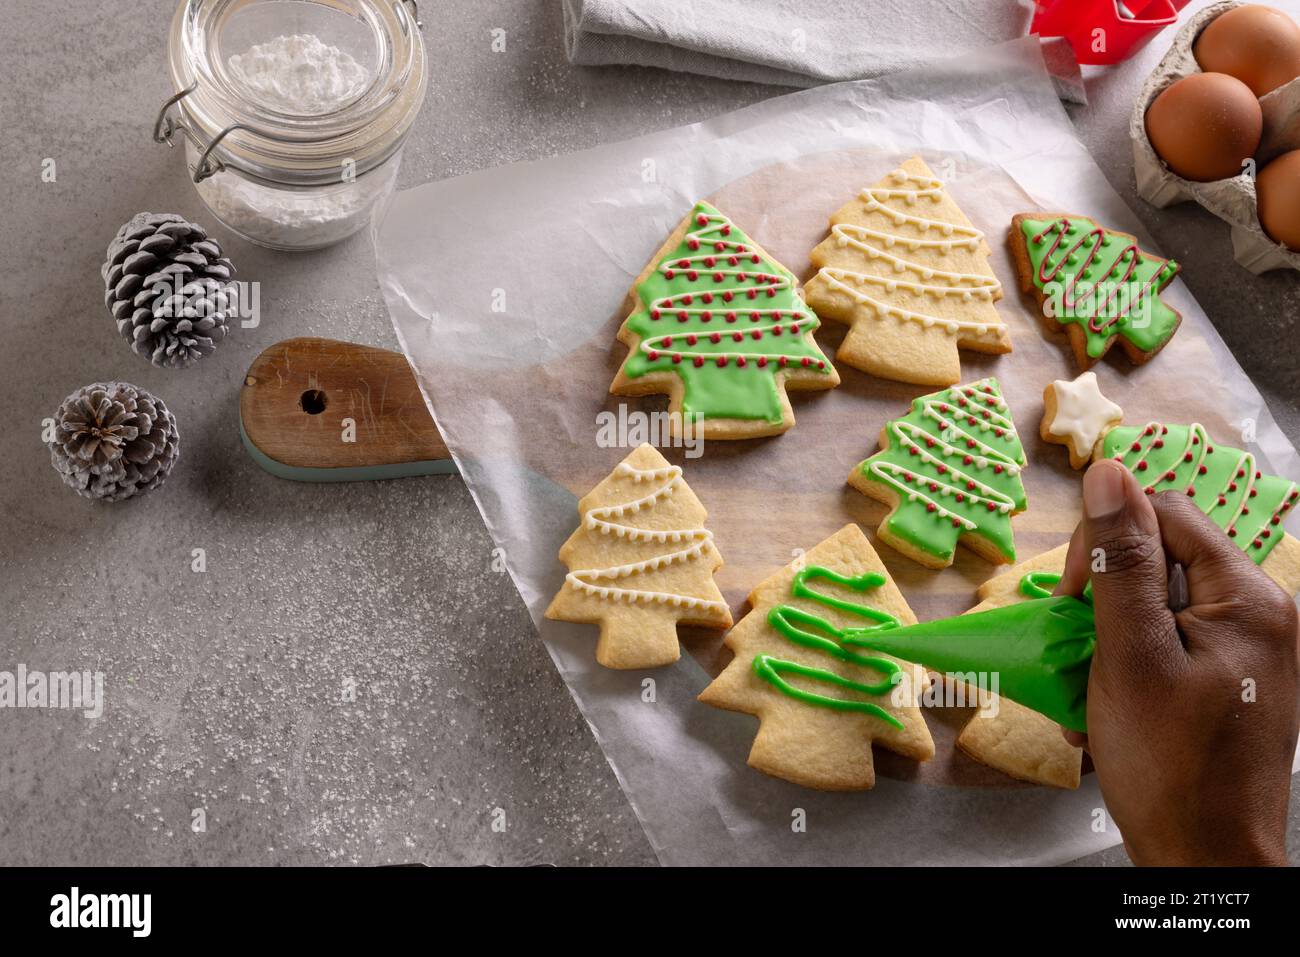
153, 82, 254, 185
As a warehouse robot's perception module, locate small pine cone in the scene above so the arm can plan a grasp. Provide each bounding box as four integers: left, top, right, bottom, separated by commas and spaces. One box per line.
102, 212, 235, 369
48, 382, 180, 502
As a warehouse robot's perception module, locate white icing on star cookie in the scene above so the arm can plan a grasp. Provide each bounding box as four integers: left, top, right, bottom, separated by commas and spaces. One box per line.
1042, 371, 1123, 468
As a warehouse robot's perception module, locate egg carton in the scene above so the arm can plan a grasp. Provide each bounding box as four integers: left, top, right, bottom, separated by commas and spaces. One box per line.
1130, 0, 1300, 273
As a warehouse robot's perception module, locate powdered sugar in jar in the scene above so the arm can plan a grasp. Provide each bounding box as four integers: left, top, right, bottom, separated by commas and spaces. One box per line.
156, 0, 425, 251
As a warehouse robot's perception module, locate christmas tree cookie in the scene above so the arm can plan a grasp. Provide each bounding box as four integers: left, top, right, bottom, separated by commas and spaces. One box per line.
698, 524, 934, 790
1102, 422, 1300, 568
849, 378, 1028, 569
610, 201, 839, 440
948, 543, 1083, 789
1011, 212, 1182, 370
804, 156, 1011, 386
546, 444, 732, 669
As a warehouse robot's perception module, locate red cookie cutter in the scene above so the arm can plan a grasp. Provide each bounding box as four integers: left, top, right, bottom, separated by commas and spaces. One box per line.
1030, 0, 1191, 66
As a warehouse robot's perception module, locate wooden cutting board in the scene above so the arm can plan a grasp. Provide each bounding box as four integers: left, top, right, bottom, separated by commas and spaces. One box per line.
239, 337, 455, 482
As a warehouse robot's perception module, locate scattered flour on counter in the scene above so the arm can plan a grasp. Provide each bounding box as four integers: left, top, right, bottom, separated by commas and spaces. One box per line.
227, 33, 371, 115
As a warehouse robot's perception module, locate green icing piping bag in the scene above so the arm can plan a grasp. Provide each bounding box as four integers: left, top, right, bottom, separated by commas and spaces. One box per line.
842, 595, 1096, 733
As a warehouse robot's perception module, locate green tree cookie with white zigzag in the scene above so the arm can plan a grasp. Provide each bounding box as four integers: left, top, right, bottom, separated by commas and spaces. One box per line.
849, 377, 1028, 569
610, 201, 840, 440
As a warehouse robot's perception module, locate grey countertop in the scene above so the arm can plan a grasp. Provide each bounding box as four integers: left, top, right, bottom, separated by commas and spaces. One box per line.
1, 0, 1296, 866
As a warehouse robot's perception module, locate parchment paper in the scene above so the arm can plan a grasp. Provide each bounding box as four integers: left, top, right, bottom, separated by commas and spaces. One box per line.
375, 40, 1300, 865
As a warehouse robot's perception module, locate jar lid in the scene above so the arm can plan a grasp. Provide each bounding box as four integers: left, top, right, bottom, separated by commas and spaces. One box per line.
158, 0, 425, 187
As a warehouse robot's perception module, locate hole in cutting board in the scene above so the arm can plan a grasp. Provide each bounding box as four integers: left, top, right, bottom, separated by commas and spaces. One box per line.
300, 389, 328, 415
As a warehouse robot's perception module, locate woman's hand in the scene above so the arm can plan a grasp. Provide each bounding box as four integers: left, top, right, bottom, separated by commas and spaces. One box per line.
1056, 458, 1299, 866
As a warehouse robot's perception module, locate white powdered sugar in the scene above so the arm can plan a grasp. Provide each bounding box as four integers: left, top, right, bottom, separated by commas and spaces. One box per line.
227, 33, 371, 115
203, 33, 387, 249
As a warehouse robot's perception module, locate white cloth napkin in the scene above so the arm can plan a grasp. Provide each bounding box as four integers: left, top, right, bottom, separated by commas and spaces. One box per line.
560, 0, 1086, 102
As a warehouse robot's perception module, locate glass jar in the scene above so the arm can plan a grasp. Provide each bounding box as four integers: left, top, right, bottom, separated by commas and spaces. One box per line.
156, 0, 426, 251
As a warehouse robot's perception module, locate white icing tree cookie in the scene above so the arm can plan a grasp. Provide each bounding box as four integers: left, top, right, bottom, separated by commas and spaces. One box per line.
804, 156, 1011, 386
698, 524, 934, 790
546, 444, 732, 669
1040, 371, 1123, 469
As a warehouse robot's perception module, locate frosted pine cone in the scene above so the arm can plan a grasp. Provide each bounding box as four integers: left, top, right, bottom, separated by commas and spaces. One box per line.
102, 212, 235, 369
48, 382, 180, 502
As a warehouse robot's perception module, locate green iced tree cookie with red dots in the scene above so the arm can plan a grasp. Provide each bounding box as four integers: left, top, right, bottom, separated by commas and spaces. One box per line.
848, 377, 1028, 569
610, 201, 839, 440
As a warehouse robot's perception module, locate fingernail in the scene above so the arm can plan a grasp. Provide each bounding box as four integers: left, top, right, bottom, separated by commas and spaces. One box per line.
1083, 461, 1127, 519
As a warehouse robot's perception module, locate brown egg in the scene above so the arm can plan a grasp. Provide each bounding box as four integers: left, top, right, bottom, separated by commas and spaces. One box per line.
1145, 72, 1263, 182
1194, 4, 1300, 97
1257, 150, 1300, 249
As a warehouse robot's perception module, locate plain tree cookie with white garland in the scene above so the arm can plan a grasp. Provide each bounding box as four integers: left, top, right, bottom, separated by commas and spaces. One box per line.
698, 524, 933, 791
610, 201, 839, 440
546, 444, 732, 669
804, 156, 1011, 386
1040, 371, 1124, 469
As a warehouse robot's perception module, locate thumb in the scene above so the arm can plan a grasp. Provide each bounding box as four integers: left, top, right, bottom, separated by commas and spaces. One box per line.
1082, 460, 1183, 678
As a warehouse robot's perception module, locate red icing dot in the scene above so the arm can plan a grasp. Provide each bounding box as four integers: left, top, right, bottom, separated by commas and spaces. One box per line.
1184, 452, 1192, 462
702, 293, 713, 304
709, 333, 721, 343
963, 455, 973, 465
772, 325, 783, 336
662, 336, 673, 347
1137, 461, 1148, 471
1229, 528, 1237, 537
714, 273, 725, 283
967, 481, 977, 490
909, 447, 920, 456
650, 309, 661, 320
1130, 442, 1141, 452
731, 332, 743, 342
994, 465, 1004, 474
986, 502, 997, 511
1186, 488, 1196, 496
678, 259, 691, 268
937, 464, 948, 474
1153, 439, 1164, 449
693, 356, 704, 367
736, 357, 747, 368
671, 354, 681, 364
704, 257, 716, 267
751, 330, 762, 340
746, 289, 757, 300
953, 519, 963, 527
1144, 426, 1154, 436
778, 356, 788, 368
722, 291, 734, 302
929, 483, 939, 492
687, 270, 699, 281
716, 356, 727, 367
751, 254, 760, 264
750, 311, 761, 321
1253, 539, 1263, 549
701, 311, 712, 321
1198, 465, 1207, 475
955, 493, 965, 502
766, 287, 777, 297
927, 503, 937, 513
685, 335, 697, 345
1218, 496, 1227, 506
687, 239, 700, 250
1165, 471, 1176, 481
801, 357, 812, 367
757, 356, 768, 368
664, 270, 675, 280
647, 350, 659, 360
725, 312, 737, 323
696, 214, 708, 226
